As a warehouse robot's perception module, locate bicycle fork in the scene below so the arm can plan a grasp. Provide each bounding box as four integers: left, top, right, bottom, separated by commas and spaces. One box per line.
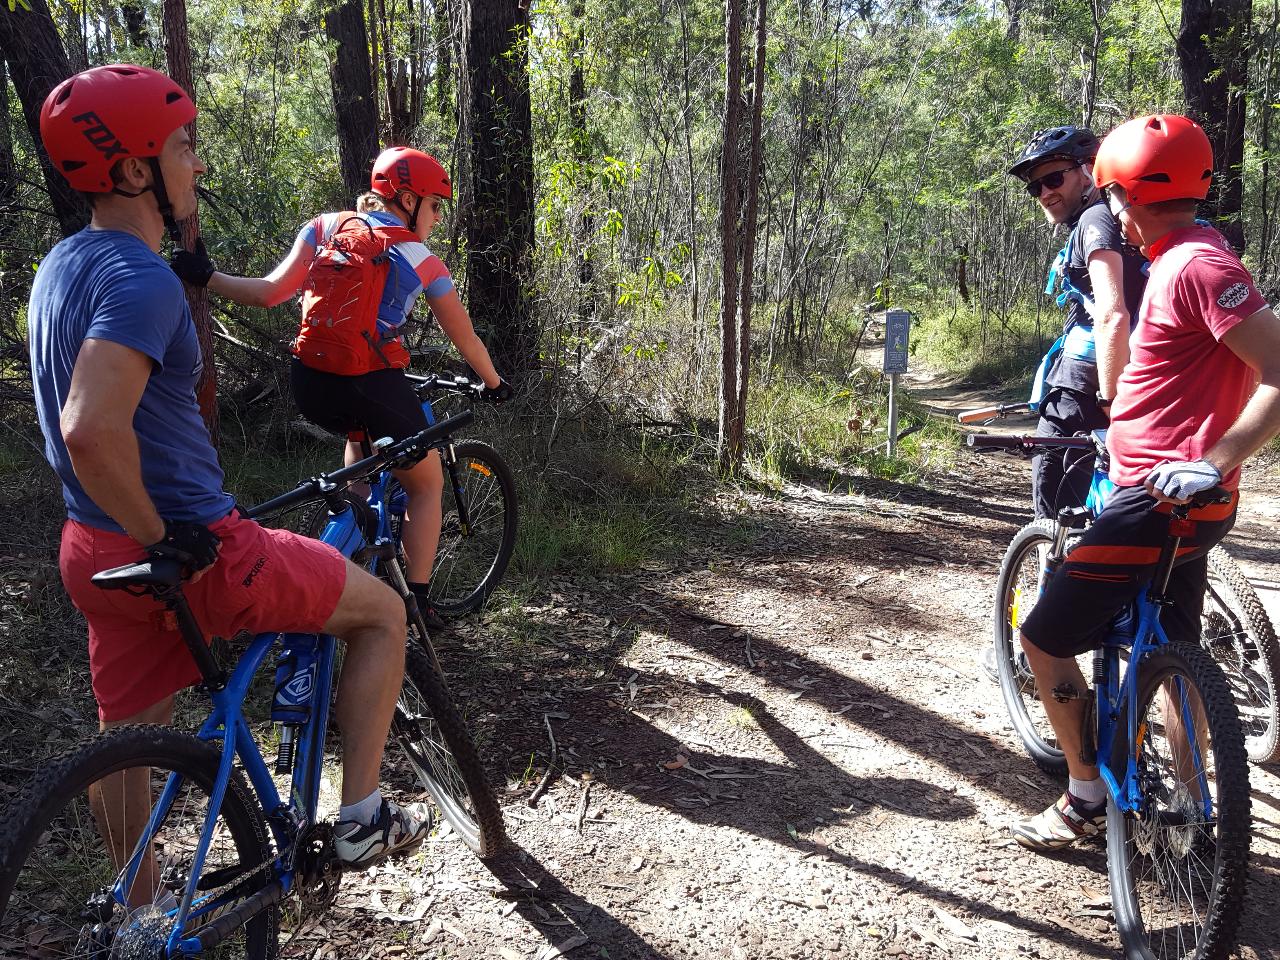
441, 443, 474, 537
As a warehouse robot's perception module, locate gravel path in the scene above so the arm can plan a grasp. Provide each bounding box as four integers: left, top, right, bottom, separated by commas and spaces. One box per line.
301, 452, 1280, 960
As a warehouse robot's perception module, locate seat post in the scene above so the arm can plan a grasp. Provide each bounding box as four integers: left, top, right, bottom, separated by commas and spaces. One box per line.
160, 587, 228, 692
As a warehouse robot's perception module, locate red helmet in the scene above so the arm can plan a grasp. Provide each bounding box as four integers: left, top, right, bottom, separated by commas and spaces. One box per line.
40, 64, 196, 193
1093, 114, 1213, 206
370, 147, 452, 201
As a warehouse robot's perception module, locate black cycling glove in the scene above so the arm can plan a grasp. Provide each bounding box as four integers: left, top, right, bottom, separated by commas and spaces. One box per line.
481, 379, 513, 406
146, 519, 221, 573
170, 237, 217, 288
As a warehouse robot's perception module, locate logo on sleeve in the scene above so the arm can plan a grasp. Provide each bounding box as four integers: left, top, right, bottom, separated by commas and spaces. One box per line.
1217, 282, 1252, 310
1083, 224, 1102, 249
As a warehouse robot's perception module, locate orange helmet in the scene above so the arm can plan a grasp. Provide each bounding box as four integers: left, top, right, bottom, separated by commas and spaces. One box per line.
1093, 115, 1213, 206
370, 147, 452, 201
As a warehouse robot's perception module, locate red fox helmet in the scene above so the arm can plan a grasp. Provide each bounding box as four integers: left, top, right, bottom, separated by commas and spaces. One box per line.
370, 147, 452, 201
40, 64, 195, 193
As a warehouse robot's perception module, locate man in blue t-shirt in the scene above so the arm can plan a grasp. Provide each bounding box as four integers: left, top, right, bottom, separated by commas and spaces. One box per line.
29, 64, 433, 889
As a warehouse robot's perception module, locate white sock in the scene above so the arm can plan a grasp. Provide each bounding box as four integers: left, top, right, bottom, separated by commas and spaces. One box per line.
339, 788, 383, 826
1068, 776, 1106, 806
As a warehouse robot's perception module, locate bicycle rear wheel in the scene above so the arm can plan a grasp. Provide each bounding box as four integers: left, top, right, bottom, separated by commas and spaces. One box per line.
387, 636, 505, 858
1106, 643, 1250, 960
992, 519, 1075, 774
388, 439, 516, 616
0, 725, 278, 959
1202, 545, 1280, 763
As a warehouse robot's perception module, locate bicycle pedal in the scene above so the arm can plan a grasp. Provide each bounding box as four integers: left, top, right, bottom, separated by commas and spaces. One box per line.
1052, 682, 1085, 703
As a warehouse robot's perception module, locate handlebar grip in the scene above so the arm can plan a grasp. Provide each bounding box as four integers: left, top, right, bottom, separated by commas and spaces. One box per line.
957, 406, 1003, 424
965, 433, 1023, 449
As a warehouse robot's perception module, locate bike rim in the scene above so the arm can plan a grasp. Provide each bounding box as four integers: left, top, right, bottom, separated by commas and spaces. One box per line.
0, 757, 270, 959
1202, 602, 1276, 754
392, 684, 483, 851
1001, 538, 1061, 748
1114, 670, 1225, 958
430, 457, 508, 611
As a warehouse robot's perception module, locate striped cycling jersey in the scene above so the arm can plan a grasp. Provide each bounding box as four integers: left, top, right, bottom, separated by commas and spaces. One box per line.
299, 210, 454, 342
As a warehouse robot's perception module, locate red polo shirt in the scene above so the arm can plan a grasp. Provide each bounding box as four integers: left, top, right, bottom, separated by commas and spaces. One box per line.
1108, 224, 1267, 490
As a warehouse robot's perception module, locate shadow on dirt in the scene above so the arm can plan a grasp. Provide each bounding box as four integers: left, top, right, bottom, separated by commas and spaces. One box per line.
484, 845, 672, 960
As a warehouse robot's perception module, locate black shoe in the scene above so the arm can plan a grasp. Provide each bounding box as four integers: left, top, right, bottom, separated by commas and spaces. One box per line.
420, 602, 448, 632
408, 585, 448, 632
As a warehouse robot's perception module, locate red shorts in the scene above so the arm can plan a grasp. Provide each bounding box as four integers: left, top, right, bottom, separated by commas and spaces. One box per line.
60, 511, 348, 723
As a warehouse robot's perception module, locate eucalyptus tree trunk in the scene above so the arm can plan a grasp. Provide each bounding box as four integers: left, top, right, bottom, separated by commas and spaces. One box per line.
326, 0, 381, 202
164, 0, 219, 441
0, 59, 14, 234
569, 0, 595, 328
462, 0, 536, 375
717, 0, 744, 474
733, 0, 767, 459
121, 0, 150, 46
1179, 0, 1251, 248
435, 0, 453, 122
0, 0, 88, 236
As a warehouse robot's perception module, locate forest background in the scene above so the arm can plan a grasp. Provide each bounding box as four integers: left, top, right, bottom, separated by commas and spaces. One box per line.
0, 0, 1273, 590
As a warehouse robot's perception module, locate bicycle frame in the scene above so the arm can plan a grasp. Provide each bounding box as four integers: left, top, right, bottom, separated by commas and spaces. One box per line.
973, 429, 1217, 821
113, 505, 373, 954
88, 412, 473, 954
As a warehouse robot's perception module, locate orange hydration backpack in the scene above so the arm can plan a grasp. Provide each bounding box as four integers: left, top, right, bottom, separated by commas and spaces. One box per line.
292, 213, 419, 376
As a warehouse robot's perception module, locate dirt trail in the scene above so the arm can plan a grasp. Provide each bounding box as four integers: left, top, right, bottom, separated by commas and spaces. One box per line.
301, 391, 1280, 960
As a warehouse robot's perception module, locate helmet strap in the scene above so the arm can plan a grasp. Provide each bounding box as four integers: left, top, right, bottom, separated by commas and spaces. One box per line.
146, 157, 184, 244
108, 159, 182, 243
394, 191, 420, 233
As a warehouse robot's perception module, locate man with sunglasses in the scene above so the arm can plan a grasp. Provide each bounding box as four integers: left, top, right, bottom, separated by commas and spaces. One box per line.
1010, 114, 1280, 851
1009, 126, 1148, 520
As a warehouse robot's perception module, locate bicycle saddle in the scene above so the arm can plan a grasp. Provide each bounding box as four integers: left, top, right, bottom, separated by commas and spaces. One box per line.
91, 557, 183, 591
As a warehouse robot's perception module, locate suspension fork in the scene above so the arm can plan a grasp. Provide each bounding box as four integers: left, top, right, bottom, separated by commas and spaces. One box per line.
440, 441, 473, 536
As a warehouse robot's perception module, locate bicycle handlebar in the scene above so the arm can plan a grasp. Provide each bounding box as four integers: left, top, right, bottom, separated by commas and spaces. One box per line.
956, 402, 1032, 424
966, 433, 1097, 453
405, 372, 483, 399
246, 409, 475, 519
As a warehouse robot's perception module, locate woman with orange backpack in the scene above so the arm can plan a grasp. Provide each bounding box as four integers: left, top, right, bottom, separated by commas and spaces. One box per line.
173, 147, 510, 629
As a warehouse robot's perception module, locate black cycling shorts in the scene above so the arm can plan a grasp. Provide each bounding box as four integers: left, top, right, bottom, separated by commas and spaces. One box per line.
1021, 484, 1237, 659
290, 359, 428, 445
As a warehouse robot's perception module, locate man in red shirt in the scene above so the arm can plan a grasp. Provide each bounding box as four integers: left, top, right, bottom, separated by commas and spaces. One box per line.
1010, 115, 1280, 850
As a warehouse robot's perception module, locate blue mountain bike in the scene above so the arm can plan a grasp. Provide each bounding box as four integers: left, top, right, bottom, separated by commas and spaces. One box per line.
970, 431, 1251, 960
959, 406, 1280, 764
305, 372, 517, 618
0, 412, 502, 959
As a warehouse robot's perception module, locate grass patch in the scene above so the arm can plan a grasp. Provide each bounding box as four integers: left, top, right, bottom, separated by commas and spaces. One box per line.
746, 365, 962, 487
912, 302, 1049, 386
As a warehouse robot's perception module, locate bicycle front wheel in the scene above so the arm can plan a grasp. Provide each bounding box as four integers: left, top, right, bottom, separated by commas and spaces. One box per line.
425, 439, 517, 616
1202, 545, 1280, 764
992, 519, 1075, 774
0, 725, 278, 959
1106, 643, 1250, 960
388, 639, 505, 858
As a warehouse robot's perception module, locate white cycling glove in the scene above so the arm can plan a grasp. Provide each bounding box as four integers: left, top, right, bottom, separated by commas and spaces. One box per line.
1144, 459, 1221, 502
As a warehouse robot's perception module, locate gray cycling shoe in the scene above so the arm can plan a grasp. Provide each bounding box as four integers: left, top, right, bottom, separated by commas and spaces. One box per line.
979, 645, 1000, 683
334, 799, 433, 869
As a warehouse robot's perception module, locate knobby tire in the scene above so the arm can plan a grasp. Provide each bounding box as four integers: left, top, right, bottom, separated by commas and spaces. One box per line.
1105, 643, 1250, 960
393, 637, 505, 858
1203, 546, 1280, 764
0, 725, 278, 959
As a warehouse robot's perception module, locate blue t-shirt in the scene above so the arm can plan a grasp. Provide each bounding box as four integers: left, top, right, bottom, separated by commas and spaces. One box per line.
28, 228, 234, 532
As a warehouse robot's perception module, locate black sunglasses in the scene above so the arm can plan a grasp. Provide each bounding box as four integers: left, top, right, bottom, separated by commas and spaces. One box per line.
1025, 165, 1079, 197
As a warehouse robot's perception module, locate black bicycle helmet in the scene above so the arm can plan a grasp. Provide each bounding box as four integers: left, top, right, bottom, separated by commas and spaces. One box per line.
1009, 126, 1100, 180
